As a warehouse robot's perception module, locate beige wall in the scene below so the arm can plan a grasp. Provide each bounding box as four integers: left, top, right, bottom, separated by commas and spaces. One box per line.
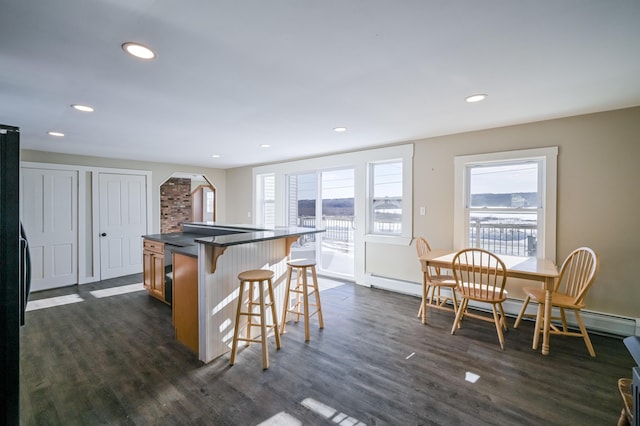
226, 107, 640, 318
225, 166, 254, 224
23, 106, 639, 317
20, 150, 227, 233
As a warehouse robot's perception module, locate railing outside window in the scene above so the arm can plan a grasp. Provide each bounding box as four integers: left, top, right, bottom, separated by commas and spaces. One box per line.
297, 216, 354, 246
469, 219, 537, 257
298, 215, 537, 257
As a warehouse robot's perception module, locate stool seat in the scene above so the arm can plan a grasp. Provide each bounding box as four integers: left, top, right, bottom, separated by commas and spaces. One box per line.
281, 259, 324, 341
238, 269, 275, 281
287, 259, 316, 268
230, 268, 280, 369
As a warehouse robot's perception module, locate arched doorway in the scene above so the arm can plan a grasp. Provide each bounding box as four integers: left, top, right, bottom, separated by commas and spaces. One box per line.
191, 184, 216, 222
160, 172, 216, 233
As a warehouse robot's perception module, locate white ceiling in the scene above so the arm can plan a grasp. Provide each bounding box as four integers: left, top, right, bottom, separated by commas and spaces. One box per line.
2, 0, 639, 169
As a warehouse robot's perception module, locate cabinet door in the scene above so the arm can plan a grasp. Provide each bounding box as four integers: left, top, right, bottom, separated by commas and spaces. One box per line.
143, 251, 153, 290
173, 253, 198, 354
151, 253, 164, 299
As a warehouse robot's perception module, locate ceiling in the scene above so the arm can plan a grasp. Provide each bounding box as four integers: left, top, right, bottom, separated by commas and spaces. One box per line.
2, 1, 639, 169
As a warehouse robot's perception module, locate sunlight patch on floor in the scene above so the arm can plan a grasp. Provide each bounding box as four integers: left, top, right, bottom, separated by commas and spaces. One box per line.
26, 294, 84, 311
90, 283, 145, 298
465, 371, 480, 383
256, 411, 302, 426
317, 277, 348, 292
301, 397, 367, 425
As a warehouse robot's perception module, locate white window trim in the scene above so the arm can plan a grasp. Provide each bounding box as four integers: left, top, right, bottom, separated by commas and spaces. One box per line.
255, 172, 275, 228
453, 147, 557, 261
365, 157, 412, 245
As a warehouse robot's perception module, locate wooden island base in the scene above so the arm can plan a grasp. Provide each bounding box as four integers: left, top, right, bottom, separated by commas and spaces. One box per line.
172, 252, 199, 354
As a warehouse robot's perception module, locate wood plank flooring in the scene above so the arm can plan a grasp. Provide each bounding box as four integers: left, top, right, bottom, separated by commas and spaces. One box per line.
20, 274, 634, 425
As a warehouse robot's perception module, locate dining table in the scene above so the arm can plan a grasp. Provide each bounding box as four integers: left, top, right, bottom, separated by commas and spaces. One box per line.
419, 249, 559, 355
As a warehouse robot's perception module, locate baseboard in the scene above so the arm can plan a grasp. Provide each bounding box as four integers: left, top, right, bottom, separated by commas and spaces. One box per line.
366, 273, 638, 337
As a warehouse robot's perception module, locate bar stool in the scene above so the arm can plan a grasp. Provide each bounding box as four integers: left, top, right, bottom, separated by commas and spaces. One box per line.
230, 269, 281, 369
280, 259, 324, 341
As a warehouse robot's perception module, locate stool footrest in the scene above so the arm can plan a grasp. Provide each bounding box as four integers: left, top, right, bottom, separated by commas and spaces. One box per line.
285, 308, 321, 317
236, 336, 272, 344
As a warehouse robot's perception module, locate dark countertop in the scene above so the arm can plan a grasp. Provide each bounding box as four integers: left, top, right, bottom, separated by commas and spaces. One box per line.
194, 226, 324, 248
143, 232, 203, 247
143, 232, 202, 257
143, 224, 324, 257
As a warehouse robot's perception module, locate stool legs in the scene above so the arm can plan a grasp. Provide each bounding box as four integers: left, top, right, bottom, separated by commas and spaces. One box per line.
280, 263, 324, 341
229, 279, 245, 366
310, 264, 324, 330
267, 277, 282, 350
258, 280, 268, 369
230, 274, 280, 369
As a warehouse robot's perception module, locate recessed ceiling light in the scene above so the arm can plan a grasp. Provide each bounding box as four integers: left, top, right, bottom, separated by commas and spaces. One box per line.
465, 94, 488, 103
71, 104, 94, 112
121, 42, 156, 60
210, 154, 220, 158
260, 144, 271, 148
47, 131, 64, 137
333, 127, 347, 132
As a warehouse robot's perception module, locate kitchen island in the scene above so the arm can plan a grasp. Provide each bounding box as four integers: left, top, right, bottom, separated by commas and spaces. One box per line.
143, 223, 323, 363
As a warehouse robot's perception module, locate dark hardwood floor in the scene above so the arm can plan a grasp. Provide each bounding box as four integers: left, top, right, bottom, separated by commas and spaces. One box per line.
20, 274, 633, 425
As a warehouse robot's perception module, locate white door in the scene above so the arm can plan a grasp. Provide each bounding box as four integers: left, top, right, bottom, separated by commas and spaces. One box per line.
21, 168, 78, 291
286, 169, 356, 280
99, 173, 147, 279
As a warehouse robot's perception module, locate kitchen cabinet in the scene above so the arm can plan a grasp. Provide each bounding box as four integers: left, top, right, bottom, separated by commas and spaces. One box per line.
143, 239, 171, 304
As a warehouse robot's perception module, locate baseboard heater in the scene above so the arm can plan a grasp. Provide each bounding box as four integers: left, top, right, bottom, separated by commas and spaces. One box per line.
365, 273, 638, 338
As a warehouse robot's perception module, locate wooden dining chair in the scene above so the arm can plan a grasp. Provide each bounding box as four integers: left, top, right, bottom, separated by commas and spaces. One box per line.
450, 248, 509, 349
514, 247, 599, 357
415, 237, 458, 324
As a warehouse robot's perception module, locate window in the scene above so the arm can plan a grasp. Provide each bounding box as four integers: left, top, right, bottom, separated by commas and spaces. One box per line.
253, 144, 413, 251
454, 147, 557, 260
206, 190, 214, 215
369, 160, 403, 235
256, 173, 275, 228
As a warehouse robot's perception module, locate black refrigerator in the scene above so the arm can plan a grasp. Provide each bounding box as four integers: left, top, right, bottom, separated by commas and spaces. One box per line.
1, 124, 31, 425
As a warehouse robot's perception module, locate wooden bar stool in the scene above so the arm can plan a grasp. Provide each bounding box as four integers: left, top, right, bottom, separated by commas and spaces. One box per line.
230, 269, 281, 369
280, 259, 324, 341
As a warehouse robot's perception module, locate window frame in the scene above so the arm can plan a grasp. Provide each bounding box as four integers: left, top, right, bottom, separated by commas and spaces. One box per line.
255, 172, 276, 228
453, 147, 558, 260
368, 159, 404, 237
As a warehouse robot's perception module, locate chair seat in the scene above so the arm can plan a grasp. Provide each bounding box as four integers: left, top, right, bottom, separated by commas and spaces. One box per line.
458, 283, 508, 303
522, 286, 586, 309
430, 275, 457, 287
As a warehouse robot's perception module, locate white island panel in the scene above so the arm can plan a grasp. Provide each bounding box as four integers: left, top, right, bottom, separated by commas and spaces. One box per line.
197, 238, 290, 363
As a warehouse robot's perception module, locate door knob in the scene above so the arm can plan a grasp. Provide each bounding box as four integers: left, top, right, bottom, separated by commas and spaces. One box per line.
101, 232, 107, 237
